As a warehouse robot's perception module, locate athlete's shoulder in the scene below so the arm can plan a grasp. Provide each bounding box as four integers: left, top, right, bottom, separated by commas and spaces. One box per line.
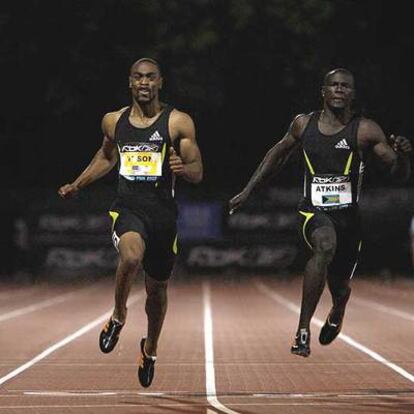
357, 116, 386, 146
168, 108, 196, 142
358, 116, 381, 130
101, 107, 129, 137
357, 117, 384, 137
103, 106, 129, 122
170, 108, 195, 129
293, 112, 313, 126
170, 108, 194, 124
290, 112, 313, 139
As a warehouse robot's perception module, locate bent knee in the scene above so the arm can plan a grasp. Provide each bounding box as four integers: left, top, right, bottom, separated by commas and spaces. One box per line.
329, 282, 351, 298
319, 239, 336, 258
312, 229, 336, 261
146, 278, 168, 296
120, 253, 143, 272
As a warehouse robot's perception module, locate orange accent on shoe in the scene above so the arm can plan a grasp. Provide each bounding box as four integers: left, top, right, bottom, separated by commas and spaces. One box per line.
138, 354, 144, 368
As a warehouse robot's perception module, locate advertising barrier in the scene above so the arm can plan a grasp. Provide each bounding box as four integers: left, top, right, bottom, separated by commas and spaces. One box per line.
10, 186, 414, 278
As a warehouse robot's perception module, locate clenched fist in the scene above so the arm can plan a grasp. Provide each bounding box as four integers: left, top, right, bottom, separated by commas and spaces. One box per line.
169, 147, 185, 176
58, 183, 79, 199
228, 190, 250, 215
389, 134, 412, 154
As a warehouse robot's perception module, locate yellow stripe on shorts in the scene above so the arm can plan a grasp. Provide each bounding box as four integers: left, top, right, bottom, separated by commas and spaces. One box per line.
109, 211, 119, 232
172, 235, 178, 255
299, 210, 315, 250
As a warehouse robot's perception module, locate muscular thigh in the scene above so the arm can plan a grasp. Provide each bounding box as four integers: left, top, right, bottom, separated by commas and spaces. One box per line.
298, 209, 337, 252
109, 202, 149, 253
328, 209, 362, 280
143, 208, 177, 282
109, 199, 177, 281
118, 232, 146, 264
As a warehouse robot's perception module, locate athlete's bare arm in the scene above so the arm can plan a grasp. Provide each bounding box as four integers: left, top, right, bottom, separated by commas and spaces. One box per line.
228, 114, 308, 214
58, 111, 120, 199
357, 118, 412, 182
169, 110, 203, 183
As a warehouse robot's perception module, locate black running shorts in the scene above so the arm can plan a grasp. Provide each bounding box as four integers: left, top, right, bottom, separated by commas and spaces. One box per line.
109, 197, 178, 281
298, 205, 362, 280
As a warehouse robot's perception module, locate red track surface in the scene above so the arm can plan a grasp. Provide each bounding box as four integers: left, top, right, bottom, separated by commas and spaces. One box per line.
0, 274, 413, 413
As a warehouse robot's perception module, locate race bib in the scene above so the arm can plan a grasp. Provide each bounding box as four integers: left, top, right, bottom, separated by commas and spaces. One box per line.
119, 143, 162, 179
311, 175, 352, 207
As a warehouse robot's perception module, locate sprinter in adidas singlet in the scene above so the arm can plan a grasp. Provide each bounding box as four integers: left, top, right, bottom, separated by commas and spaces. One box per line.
229, 68, 411, 358
58, 58, 203, 387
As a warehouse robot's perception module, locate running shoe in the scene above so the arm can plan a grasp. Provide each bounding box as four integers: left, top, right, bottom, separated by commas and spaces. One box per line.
319, 289, 350, 345
319, 313, 343, 345
99, 317, 124, 353
291, 328, 311, 357
138, 337, 157, 388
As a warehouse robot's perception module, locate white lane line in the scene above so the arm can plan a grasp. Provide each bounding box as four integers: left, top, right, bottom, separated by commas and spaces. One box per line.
1, 401, 414, 409
203, 281, 240, 414
22, 391, 166, 397
24, 391, 118, 396
5, 390, 409, 398
255, 281, 414, 384
0, 291, 80, 323
252, 392, 414, 398
0, 292, 143, 386
0, 404, 211, 409
352, 296, 414, 322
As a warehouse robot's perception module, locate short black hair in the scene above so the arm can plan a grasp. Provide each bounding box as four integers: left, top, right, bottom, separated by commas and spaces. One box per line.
323, 68, 354, 86
130, 57, 162, 76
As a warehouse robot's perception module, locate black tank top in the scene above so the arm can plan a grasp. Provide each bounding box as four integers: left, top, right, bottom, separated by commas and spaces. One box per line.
114, 105, 175, 201
300, 111, 364, 211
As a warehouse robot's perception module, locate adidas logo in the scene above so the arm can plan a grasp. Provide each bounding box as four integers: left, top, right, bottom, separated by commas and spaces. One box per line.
335, 138, 350, 149
149, 130, 163, 141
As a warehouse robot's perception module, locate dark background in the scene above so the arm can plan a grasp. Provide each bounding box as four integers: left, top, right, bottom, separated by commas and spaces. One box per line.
2, 0, 414, 277
2, 0, 414, 191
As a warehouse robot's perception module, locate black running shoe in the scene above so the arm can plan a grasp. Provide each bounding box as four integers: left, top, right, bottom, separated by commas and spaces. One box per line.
138, 337, 157, 388
319, 289, 350, 345
99, 318, 124, 353
291, 328, 311, 357
319, 315, 343, 345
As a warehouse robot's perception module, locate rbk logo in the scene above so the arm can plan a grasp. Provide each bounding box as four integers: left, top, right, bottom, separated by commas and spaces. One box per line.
121, 143, 158, 152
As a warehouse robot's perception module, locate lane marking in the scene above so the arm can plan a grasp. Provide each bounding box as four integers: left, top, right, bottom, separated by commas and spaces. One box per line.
24, 391, 118, 396
203, 281, 240, 414
352, 296, 414, 322
0, 292, 143, 386
22, 391, 167, 397
0, 291, 81, 323
0, 404, 207, 409
1, 401, 414, 409
14, 390, 413, 398
252, 391, 414, 398
256, 281, 414, 384
0, 362, 205, 367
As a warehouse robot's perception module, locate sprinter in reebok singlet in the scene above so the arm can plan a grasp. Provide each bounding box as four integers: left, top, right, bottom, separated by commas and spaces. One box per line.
110, 103, 178, 281
115, 104, 175, 198
229, 68, 411, 358
58, 58, 203, 386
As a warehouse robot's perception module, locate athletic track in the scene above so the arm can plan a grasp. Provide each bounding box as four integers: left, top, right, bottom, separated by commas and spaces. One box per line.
0, 274, 413, 413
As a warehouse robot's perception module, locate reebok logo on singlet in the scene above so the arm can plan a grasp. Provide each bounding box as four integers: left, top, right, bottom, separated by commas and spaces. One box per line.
121, 143, 158, 152
335, 139, 350, 149
149, 130, 163, 141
